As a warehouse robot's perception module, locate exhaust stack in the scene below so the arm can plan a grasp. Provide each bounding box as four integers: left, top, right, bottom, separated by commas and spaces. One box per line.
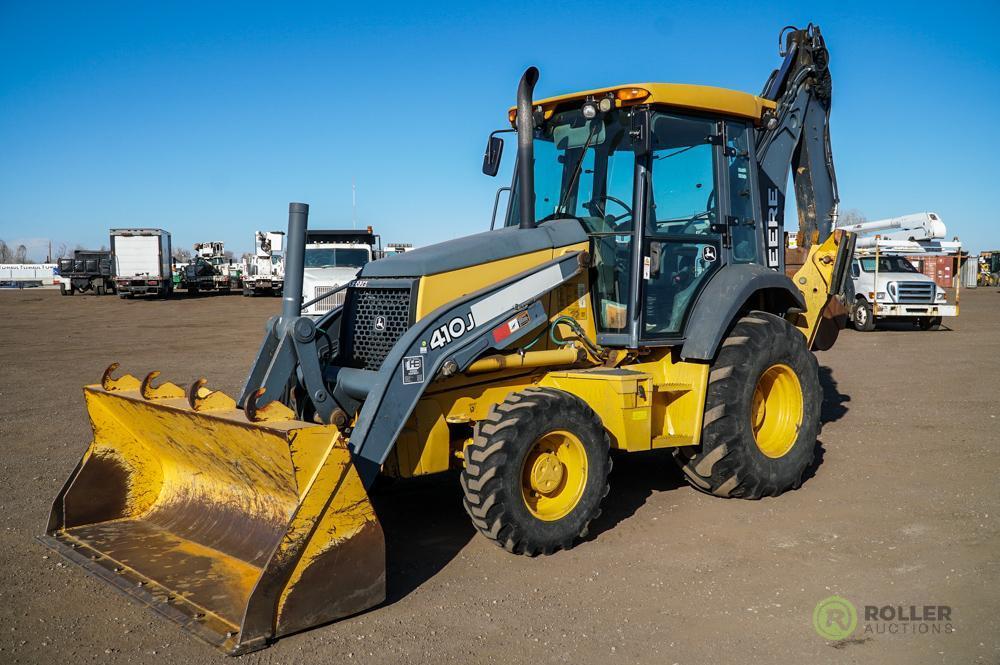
280, 202, 309, 329
516, 67, 539, 229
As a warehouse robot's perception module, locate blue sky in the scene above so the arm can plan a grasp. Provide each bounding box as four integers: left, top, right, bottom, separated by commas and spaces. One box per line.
1, 1, 998, 259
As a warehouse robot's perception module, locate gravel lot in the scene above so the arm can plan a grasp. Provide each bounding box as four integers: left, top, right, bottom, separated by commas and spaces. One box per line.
1, 287, 997, 664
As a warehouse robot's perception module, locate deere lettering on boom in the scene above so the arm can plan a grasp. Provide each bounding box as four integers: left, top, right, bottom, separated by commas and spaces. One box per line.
41, 24, 854, 654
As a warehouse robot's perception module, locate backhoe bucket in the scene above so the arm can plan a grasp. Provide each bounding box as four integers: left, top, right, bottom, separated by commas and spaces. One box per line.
40, 367, 385, 655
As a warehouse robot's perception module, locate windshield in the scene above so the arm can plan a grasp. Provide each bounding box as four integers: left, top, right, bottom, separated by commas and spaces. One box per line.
506, 108, 636, 234
304, 247, 370, 269
859, 256, 919, 273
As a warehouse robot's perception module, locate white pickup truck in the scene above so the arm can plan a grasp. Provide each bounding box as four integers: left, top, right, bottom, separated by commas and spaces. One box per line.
848, 254, 956, 331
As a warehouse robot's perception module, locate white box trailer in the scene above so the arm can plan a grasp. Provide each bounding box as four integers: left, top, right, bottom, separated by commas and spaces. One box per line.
0, 264, 58, 287
110, 228, 172, 298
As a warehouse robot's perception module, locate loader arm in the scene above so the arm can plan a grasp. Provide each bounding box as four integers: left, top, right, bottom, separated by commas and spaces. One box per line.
241, 250, 587, 487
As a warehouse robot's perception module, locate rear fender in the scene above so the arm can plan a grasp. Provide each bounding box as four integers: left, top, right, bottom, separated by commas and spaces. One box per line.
680, 264, 805, 361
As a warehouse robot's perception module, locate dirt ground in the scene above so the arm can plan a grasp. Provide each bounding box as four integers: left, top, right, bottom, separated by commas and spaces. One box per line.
0, 287, 997, 664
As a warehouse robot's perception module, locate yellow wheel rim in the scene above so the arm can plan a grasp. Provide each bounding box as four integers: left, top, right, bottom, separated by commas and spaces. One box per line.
751, 363, 803, 458
521, 430, 588, 521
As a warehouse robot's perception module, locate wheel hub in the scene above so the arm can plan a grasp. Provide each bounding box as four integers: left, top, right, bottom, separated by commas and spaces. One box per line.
751, 363, 804, 459
529, 453, 565, 494
520, 430, 588, 522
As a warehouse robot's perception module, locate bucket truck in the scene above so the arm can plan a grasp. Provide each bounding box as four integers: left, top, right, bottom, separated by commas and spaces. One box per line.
242, 231, 285, 296
837, 212, 959, 331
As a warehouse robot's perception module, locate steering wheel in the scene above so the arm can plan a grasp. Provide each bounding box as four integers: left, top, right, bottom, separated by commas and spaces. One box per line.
588, 195, 634, 232
594, 194, 632, 223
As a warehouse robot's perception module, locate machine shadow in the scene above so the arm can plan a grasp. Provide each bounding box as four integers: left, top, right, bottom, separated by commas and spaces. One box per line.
804, 364, 845, 484
819, 364, 849, 425
585, 450, 685, 541
374, 365, 847, 602
373, 471, 475, 605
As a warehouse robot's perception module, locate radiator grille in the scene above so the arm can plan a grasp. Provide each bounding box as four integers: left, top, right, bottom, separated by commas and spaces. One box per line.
313, 286, 347, 312
891, 281, 935, 304
344, 286, 412, 370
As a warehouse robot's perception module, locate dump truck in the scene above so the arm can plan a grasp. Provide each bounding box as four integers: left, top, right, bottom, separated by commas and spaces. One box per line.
111, 228, 172, 298
41, 24, 853, 655
57, 249, 115, 295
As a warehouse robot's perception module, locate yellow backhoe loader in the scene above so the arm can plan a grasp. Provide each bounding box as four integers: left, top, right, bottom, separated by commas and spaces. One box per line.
42, 24, 854, 654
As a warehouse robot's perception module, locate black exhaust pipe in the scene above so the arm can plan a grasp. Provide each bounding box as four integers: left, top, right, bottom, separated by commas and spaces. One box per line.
280, 202, 308, 330
516, 67, 539, 230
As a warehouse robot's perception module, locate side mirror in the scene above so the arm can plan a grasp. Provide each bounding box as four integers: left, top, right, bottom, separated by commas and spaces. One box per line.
482, 134, 504, 177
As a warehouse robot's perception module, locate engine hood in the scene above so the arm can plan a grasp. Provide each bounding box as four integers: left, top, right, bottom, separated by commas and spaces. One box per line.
302, 266, 361, 290
871, 271, 935, 287
359, 219, 588, 279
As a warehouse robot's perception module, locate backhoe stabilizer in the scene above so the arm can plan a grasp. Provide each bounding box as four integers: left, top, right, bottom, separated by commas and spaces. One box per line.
789, 228, 855, 350
39, 366, 385, 655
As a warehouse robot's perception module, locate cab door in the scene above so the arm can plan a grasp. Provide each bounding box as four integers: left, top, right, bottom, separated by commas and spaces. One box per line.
639, 112, 725, 338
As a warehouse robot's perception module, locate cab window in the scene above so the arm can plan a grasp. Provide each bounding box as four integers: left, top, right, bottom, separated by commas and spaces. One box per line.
647, 113, 718, 236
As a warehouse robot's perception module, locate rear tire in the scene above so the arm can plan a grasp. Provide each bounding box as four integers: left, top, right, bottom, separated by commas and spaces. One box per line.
60, 284, 70, 296
852, 298, 875, 332
673, 312, 821, 499
461, 388, 611, 556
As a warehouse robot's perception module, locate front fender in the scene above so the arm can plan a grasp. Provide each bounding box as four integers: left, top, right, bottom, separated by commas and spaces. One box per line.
680, 264, 805, 361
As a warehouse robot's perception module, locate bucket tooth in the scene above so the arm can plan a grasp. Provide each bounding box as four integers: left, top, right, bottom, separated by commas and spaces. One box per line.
140, 371, 185, 400
101, 363, 141, 392
244, 387, 296, 422
187, 378, 237, 412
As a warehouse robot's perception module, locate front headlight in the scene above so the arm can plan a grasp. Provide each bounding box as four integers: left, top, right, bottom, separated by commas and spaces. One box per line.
936, 288, 945, 300
876, 292, 887, 301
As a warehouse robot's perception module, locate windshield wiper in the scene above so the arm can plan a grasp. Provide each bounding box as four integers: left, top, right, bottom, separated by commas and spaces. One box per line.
555, 122, 599, 216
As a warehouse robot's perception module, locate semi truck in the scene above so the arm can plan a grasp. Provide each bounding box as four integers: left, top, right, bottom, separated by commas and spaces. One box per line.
111, 229, 172, 298
57, 250, 115, 295
300, 228, 379, 316
241, 231, 285, 296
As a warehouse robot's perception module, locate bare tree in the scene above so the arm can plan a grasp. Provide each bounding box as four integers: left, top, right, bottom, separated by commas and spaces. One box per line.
839, 209, 867, 228
55, 242, 69, 259
224, 250, 235, 261
172, 248, 192, 262
0, 240, 10, 263
14, 244, 29, 263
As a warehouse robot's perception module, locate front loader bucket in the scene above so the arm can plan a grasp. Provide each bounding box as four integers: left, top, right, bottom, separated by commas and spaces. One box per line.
39, 368, 385, 655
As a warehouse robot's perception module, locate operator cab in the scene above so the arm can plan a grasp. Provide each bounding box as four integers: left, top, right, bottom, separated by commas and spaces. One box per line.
492, 84, 773, 346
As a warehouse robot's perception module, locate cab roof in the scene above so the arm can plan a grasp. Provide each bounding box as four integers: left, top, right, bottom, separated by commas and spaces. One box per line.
513, 83, 775, 122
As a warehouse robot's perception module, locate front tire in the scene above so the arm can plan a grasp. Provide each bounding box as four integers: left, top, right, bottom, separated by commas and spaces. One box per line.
852, 298, 875, 332
461, 388, 611, 556
674, 312, 821, 499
